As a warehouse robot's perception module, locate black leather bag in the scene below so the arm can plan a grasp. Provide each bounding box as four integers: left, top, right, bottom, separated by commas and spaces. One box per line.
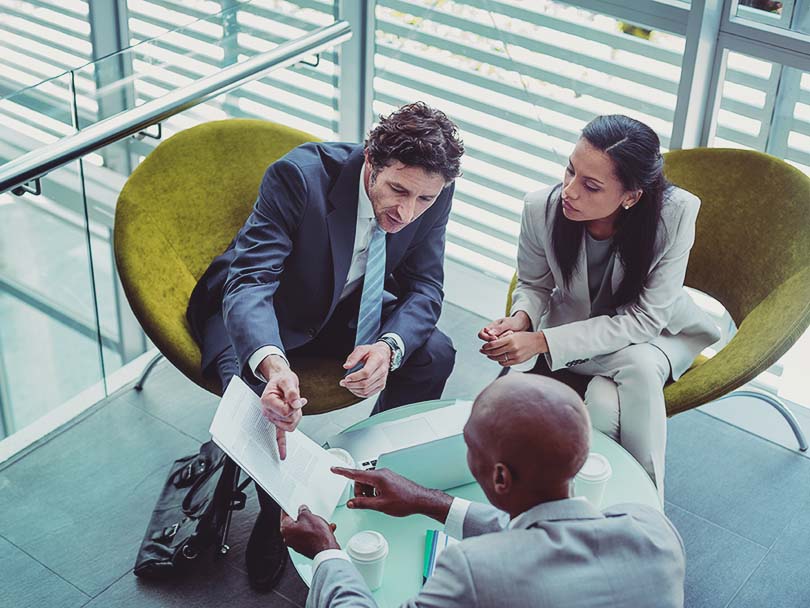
134, 441, 247, 578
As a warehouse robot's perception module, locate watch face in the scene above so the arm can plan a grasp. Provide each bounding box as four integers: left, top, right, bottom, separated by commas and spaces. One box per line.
387, 340, 402, 370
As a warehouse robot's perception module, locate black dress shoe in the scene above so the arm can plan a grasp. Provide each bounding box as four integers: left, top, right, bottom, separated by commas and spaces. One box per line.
245, 507, 288, 592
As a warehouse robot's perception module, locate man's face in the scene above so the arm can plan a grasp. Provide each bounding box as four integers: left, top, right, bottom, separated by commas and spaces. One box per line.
364, 156, 446, 233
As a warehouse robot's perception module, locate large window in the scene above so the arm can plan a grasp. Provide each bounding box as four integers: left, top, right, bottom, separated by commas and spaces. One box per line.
374, 0, 687, 281
369, 0, 809, 406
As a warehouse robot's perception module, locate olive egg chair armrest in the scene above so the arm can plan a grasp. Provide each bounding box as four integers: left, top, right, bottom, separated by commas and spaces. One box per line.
664, 266, 810, 415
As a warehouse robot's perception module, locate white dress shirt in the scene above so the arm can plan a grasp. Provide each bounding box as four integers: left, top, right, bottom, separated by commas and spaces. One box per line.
309, 495, 591, 576
248, 164, 404, 381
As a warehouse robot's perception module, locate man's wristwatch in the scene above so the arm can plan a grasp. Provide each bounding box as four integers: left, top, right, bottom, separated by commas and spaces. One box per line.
377, 336, 403, 371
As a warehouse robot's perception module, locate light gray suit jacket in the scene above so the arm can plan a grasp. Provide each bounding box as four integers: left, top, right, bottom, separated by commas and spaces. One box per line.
510, 185, 720, 380
306, 498, 686, 608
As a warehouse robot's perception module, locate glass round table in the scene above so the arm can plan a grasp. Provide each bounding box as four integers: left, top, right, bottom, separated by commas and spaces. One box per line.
289, 398, 660, 606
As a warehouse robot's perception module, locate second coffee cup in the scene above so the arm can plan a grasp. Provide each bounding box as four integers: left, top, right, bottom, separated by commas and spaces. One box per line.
574, 452, 612, 508
346, 530, 389, 591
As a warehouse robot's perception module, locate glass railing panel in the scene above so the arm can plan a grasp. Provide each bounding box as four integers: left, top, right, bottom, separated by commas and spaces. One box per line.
0, 81, 105, 441
73, 0, 338, 132
0, 72, 77, 167
0, 75, 105, 442
0, 8, 345, 449
0, 0, 92, 101
65, 1, 341, 386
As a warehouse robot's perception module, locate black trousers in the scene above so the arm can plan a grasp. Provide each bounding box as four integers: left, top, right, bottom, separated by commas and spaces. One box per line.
208, 292, 456, 514
524, 356, 592, 400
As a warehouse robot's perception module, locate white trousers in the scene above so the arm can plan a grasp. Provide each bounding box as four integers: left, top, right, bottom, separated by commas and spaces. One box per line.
568, 343, 671, 502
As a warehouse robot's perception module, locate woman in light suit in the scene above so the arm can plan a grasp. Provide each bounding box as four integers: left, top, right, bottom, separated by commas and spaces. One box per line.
479, 115, 719, 498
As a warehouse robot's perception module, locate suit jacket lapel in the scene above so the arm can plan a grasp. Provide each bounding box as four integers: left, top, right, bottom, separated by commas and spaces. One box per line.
326, 146, 365, 310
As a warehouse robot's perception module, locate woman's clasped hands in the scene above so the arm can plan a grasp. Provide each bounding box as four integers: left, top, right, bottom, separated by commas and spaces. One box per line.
478, 310, 548, 367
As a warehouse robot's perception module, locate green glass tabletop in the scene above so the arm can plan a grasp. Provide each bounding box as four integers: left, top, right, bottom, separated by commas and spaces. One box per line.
289, 398, 660, 606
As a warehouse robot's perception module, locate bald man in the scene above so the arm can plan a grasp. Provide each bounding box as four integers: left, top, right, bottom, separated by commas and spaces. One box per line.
281, 374, 686, 608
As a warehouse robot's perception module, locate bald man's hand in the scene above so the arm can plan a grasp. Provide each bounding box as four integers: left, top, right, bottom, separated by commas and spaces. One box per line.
331, 467, 454, 523
280, 505, 340, 560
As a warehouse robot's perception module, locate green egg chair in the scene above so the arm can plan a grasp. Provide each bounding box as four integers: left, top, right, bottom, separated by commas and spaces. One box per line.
114, 118, 362, 414
505, 148, 810, 450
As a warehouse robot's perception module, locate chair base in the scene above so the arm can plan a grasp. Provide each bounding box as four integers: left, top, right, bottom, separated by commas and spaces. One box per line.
135, 353, 165, 391
715, 388, 808, 452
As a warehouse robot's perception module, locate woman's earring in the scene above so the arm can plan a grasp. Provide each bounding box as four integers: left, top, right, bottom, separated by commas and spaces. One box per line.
623, 203, 630, 209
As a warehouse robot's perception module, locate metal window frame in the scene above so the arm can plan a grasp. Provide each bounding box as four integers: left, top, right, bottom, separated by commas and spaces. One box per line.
338, 0, 375, 142
567, 0, 690, 35
670, 0, 724, 149
700, 0, 810, 150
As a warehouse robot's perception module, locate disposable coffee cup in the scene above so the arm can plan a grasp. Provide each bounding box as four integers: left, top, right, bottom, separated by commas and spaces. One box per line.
574, 452, 612, 508
346, 530, 389, 591
327, 448, 356, 504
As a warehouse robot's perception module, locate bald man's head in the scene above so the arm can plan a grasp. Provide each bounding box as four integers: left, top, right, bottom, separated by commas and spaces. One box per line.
463, 374, 591, 513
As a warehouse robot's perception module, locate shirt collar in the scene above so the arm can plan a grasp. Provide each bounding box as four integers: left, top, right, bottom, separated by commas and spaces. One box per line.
357, 164, 375, 220
508, 497, 602, 530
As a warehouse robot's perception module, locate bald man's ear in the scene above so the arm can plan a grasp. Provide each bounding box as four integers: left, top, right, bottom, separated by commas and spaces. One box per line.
492, 463, 512, 495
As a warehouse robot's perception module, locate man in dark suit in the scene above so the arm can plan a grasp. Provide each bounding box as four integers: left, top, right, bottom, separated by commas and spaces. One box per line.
186, 102, 464, 591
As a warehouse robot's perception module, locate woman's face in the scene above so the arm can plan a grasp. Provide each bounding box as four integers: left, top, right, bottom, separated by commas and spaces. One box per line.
561, 137, 640, 223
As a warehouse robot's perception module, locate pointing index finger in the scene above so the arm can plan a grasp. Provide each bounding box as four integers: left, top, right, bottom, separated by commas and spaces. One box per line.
331, 466, 375, 482
280, 510, 294, 527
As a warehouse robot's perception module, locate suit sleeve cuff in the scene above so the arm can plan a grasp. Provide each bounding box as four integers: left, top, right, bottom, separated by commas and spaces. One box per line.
381, 332, 405, 359
312, 549, 351, 575
444, 497, 472, 540
249, 346, 289, 382
541, 327, 564, 371
509, 295, 542, 333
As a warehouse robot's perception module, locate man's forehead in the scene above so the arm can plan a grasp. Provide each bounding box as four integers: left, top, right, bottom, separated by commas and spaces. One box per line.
380, 161, 445, 189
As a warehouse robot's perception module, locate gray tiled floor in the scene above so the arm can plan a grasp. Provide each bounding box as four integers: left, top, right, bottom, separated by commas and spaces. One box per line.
2, 302, 810, 607
664, 504, 767, 608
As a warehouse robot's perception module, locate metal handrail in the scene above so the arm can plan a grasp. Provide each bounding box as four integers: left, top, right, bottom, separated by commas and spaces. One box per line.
0, 21, 351, 194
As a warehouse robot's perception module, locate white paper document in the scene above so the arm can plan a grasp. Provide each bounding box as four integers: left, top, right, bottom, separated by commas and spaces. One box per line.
209, 376, 347, 520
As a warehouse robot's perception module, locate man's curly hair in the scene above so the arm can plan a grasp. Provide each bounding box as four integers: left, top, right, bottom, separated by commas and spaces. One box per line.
364, 102, 464, 182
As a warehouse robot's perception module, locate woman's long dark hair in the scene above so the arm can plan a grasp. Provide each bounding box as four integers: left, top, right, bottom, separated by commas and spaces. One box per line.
548, 115, 670, 307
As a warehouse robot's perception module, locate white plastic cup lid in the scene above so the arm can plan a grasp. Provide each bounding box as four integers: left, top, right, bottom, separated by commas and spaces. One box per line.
327, 447, 356, 468
576, 452, 612, 483
347, 530, 389, 562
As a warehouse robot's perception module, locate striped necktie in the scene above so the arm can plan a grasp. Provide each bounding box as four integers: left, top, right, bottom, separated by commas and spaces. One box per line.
354, 224, 386, 347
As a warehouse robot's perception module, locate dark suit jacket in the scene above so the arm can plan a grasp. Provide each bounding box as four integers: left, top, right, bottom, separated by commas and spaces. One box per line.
186, 142, 454, 378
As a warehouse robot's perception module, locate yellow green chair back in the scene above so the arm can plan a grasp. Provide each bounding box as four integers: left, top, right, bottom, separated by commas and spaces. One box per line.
114, 119, 362, 413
